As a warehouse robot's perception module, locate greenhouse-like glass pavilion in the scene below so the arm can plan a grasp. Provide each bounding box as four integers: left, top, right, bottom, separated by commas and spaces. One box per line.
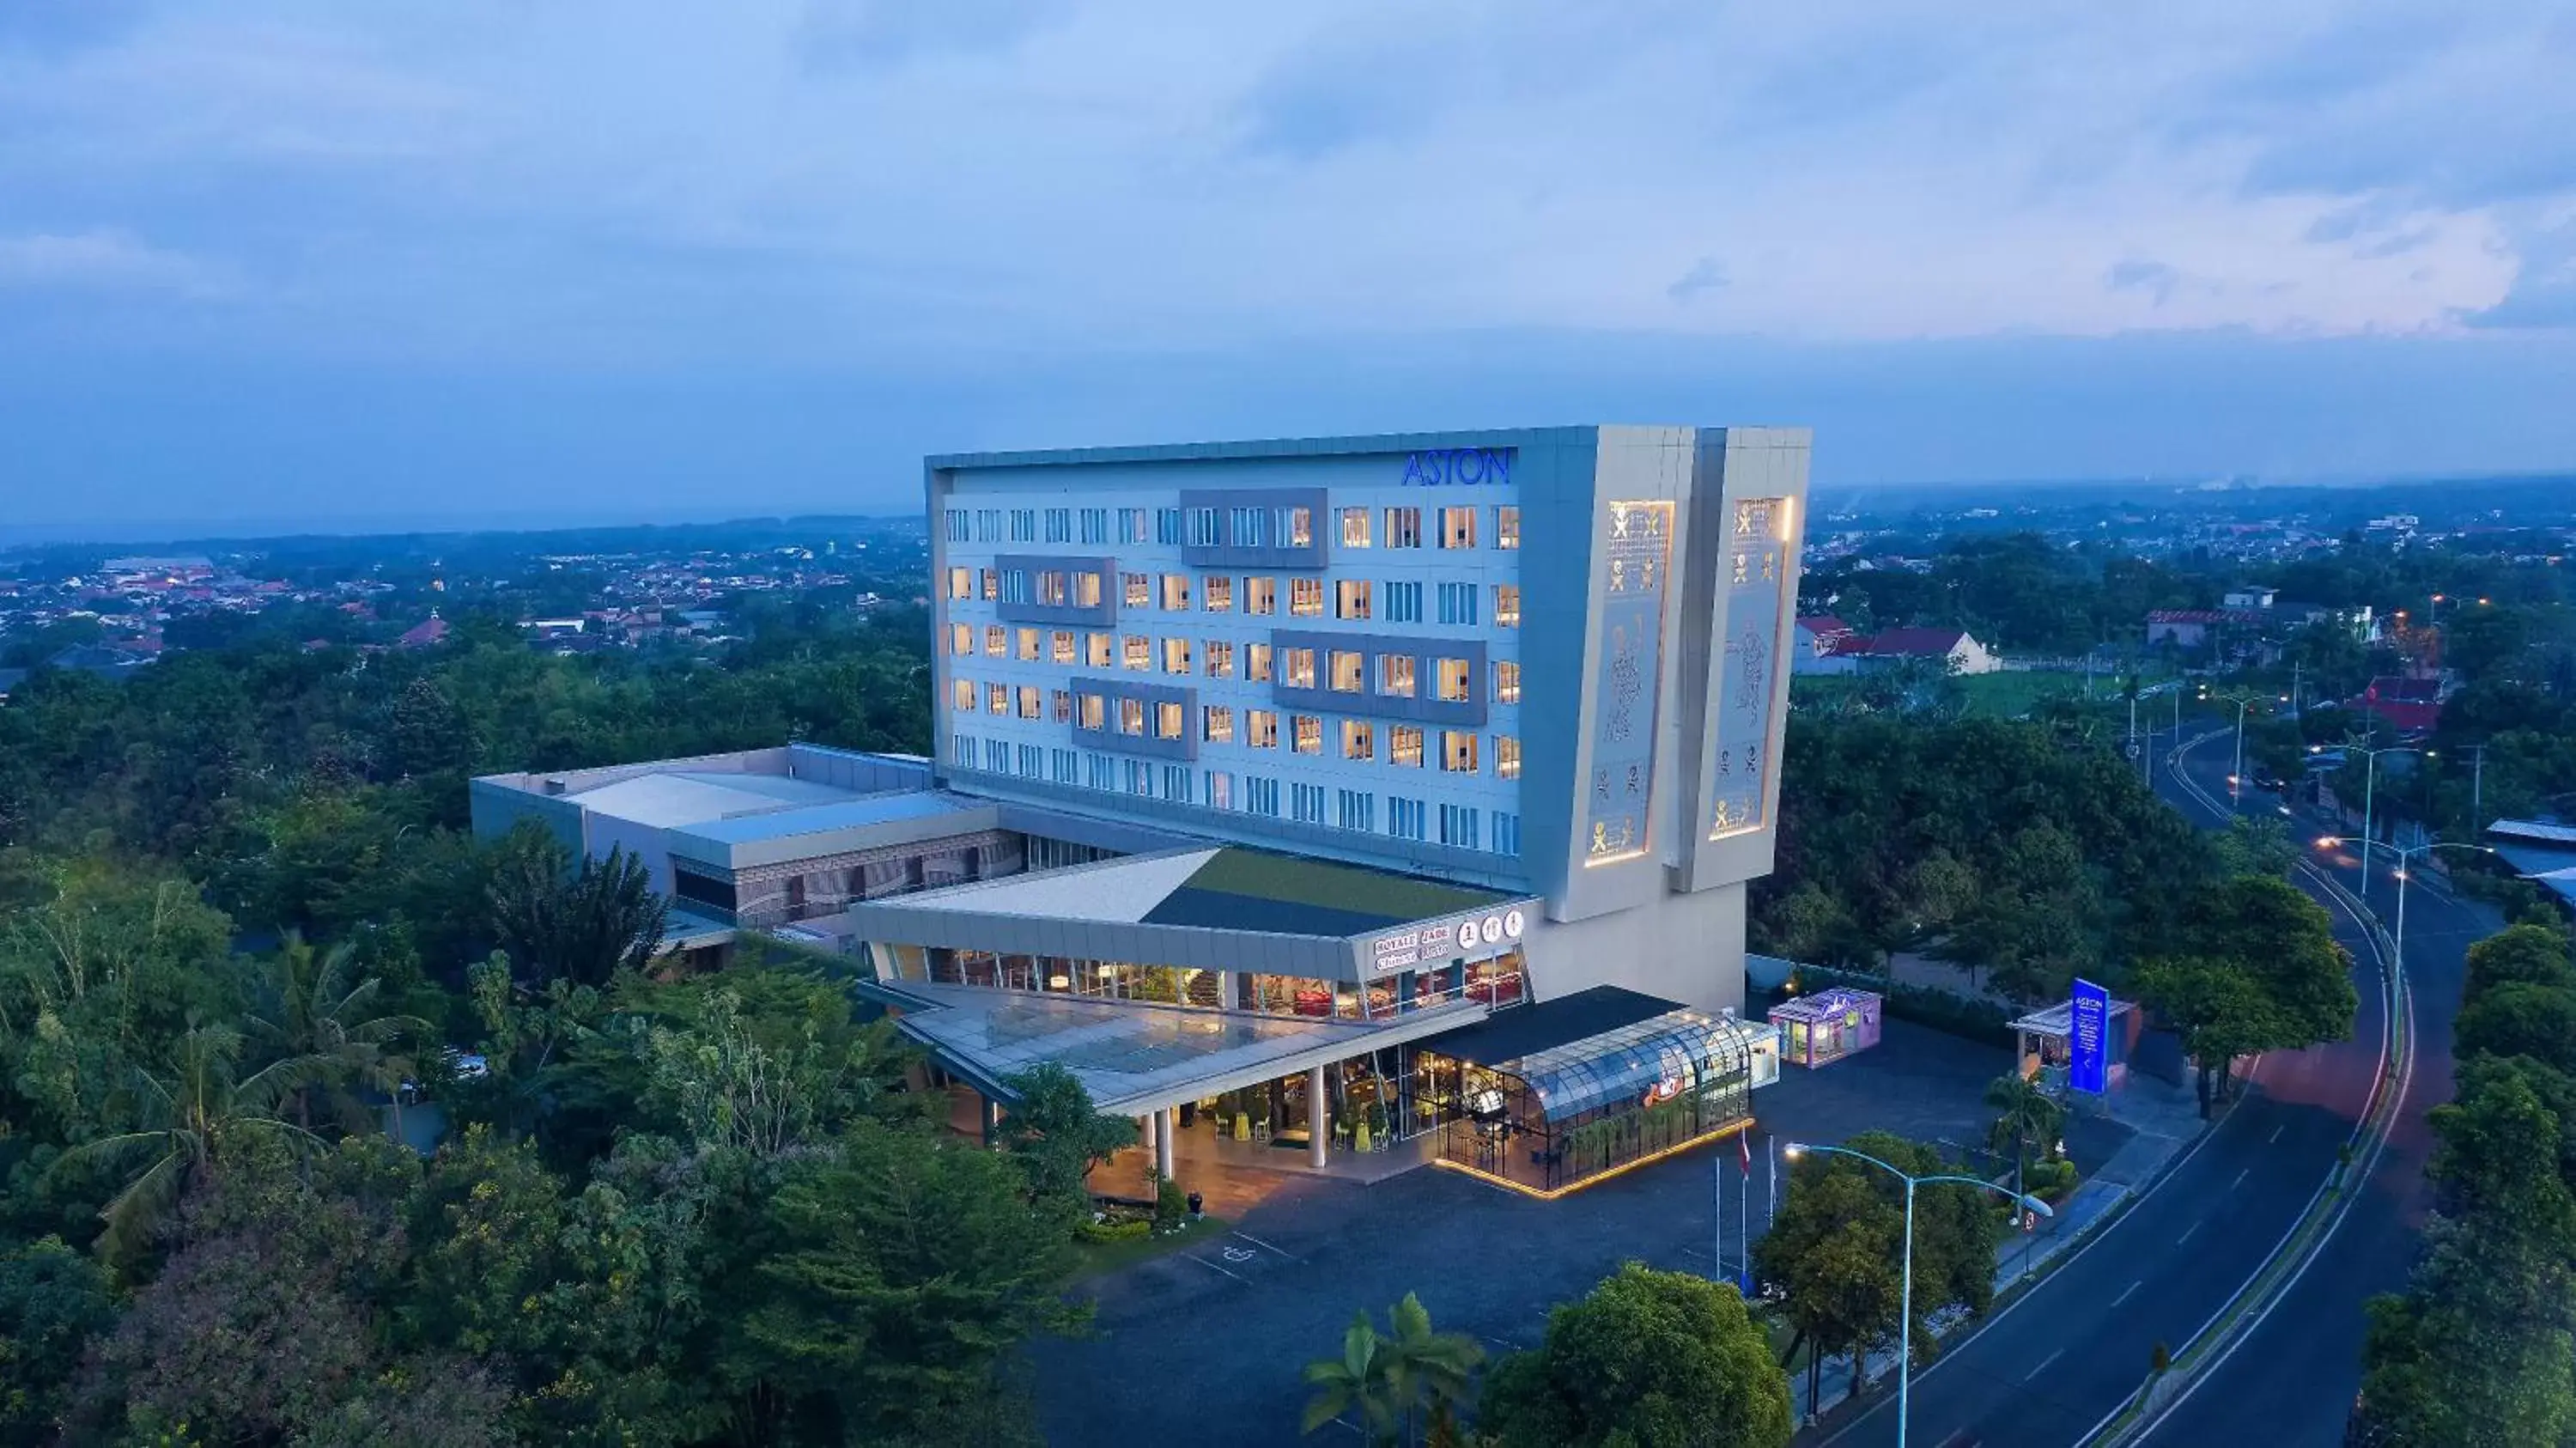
1410, 986, 1779, 1196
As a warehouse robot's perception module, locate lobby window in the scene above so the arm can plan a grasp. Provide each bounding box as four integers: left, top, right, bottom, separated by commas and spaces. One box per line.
1080, 508, 1109, 545
1189, 507, 1222, 546
1290, 578, 1325, 616
1293, 715, 1322, 754
1204, 575, 1233, 611
1017, 628, 1042, 661
1440, 506, 1477, 549
1496, 735, 1522, 779
1378, 654, 1416, 697
1437, 658, 1473, 703
1384, 581, 1422, 624
1497, 506, 1521, 550
1442, 730, 1480, 772
1119, 697, 1146, 735
1340, 508, 1371, 546
1073, 572, 1103, 607
1052, 689, 1072, 722
951, 678, 975, 712
1245, 576, 1277, 615
1087, 632, 1115, 667
1163, 637, 1192, 674
1017, 685, 1043, 720
987, 683, 1009, 715
984, 625, 1006, 656
1123, 635, 1151, 670
1044, 508, 1071, 543
1330, 650, 1364, 692
1120, 508, 1148, 544
1163, 574, 1190, 610
1391, 724, 1425, 767
1495, 660, 1522, 703
1385, 507, 1423, 548
1204, 705, 1235, 743
1206, 641, 1235, 678
1229, 507, 1267, 548
1052, 630, 1077, 664
981, 569, 998, 599
949, 623, 972, 656
1248, 642, 1274, 682
1337, 580, 1373, 619
1078, 693, 1106, 729
1283, 648, 1316, 689
1036, 571, 1066, 606
1157, 702, 1185, 739
1206, 770, 1233, 810
1389, 797, 1426, 841
1342, 720, 1376, 761
1284, 507, 1314, 548
1123, 572, 1151, 607
1248, 709, 1279, 748
1494, 585, 1522, 627
1337, 789, 1376, 832
947, 567, 972, 599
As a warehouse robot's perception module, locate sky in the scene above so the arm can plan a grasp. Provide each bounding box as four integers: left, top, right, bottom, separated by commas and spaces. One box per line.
3, 1, 2574, 537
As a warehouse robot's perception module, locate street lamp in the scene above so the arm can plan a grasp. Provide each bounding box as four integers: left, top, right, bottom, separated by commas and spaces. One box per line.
2318, 837, 2500, 965
1781, 1141, 2055, 1448
2330, 739, 2426, 891
2208, 688, 2270, 811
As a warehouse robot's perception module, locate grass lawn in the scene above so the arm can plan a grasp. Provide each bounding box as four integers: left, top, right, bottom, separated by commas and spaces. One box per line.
1069, 1213, 1232, 1281
1793, 666, 2179, 721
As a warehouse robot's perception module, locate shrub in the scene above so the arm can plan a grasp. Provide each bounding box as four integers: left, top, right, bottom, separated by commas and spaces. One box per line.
1078, 1218, 1151, 1244
1154, 1176, 1188, 1231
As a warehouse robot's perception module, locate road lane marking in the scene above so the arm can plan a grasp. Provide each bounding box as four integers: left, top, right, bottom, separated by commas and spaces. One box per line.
2178, 1219, 2203, 1244
2026, 1348, 2066, 1381
1230, 1231, 1296, 1260
2113, 1280, 2142, 1306
2229, 1167, 2251, 1192
2268, 1124, 2284, 1144
1184, 1253, 1248, 1282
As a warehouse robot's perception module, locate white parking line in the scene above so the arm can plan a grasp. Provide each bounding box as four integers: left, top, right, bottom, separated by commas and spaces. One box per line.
2269, 1124, 2284, 1144
2178, 1219, 2203, 1245
2026, 1348, 2066, 1381
2229, 1167, 2251, 1192
1230, 1231, 1296, 1260
1185, 1253, 1249, 1282
2113, 1280, 2142, 1306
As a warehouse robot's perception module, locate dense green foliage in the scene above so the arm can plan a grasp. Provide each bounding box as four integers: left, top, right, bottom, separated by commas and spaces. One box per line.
2132, 875, 2360, 1115
2355, 924, 2576, 1446
1300, 1292, 1483, 1448
1478, 1263, 1791, 1448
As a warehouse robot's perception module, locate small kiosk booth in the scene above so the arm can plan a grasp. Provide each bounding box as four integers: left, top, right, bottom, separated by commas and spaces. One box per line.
1767, 988, 1883, 1069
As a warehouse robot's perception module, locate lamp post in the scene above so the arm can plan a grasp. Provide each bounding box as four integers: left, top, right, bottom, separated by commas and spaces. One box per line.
2318, 837, 2498, 966
2207, 688, 2272, 812
2329, 739, 2425, 896
1781, 1141, 2055, 1448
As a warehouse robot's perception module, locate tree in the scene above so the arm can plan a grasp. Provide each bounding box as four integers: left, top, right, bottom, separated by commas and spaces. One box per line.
1303, 1310, 1403, 1445
1373, 1293, 1483, 1448
1480, 1263, 1789, 1448
486, 828, 669, 989
2455, 982, 2576, 1079
1984, 1072, 2064, 1201
248, 932, 432, 1132
0, 1235, 117, 1440
2464, 922, 2576, 1001
999, 1062, 1139, 1228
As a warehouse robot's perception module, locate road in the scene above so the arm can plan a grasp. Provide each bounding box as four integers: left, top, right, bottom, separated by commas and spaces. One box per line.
1810, 724, 2394, 1448
2130, 734, 2491, 1445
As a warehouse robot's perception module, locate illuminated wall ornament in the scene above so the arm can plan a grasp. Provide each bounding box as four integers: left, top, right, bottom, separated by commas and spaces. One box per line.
1583, 500, 1674, 866
1710, 496, 1795, 839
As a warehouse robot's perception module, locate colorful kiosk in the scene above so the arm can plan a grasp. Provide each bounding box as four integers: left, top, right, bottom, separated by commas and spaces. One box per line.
1767, 987, 1883, 1068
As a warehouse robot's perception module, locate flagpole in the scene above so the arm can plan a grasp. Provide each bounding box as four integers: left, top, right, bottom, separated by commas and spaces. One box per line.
1738, 1132, 1753, 1294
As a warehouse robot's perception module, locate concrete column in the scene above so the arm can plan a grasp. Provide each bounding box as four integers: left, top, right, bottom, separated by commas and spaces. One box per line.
1217, 970, 1235, 1011
1155, 1107, 1178, 1182
1308, 1065, 1329, 1169
980, 1094, 1001, 1147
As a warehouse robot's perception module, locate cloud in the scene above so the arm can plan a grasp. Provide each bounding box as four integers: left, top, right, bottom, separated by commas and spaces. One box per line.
2105, 260, 2183, 307
0, 229, 227, 296
1667, 258, 1729, 303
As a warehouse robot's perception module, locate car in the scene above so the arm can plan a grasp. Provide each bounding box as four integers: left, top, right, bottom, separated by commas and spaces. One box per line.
2254, 773, 2287, 794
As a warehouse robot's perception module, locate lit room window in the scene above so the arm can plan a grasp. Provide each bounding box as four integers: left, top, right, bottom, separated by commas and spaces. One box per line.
1385, 507, 1422, 548
1163, 637, 1192, 674
1494, 585, 1522, 627
1037, 570, 1067, 606
1017, 685, 1042, 719
1291, 578, 1325, 616
987, 683, 1009, 714
1244, 576, 1277, 614
1442, 730, 1480, 772
1248, 709, 1279, 748
1497, 735, 1522, 779
1053, 689, 1072, 722
1283, 648, 1316, 689
1342, 721, 1376, 760
1330, 650, 1364, 692
1204, 575, 1233, 611
984, 625, 1005, 656
1495, 660, 1522, 704
1437, 658, 1472, 702
1087, 632, 1115, 667
950, 623, 972, 655
1123, 635, 1151, 670
1052, 630, 1077, 664
1078, 693, 1105, 729
1497, 506, 1521, 549
1157, 702, 1185, 739
1204, 705, 1235, 743
981, 569, 999, 599
1017, 628, 1042, 660
1119, 698, 1146, 735
1340, 508, 1371, 546
947, 567, 972, 599
1206, 641, 1235, 678
1377, 654, 1416, 697
1391, 725, 1424, 766
1124, 572, 1151, 607
951, 678, 975, 712
1207, 771, 1233, 809
1120, 508, 1148, 543
1073, 572, 1103, 607
1293, 715, 1322, 754
1163, 574, 1191, 610
1285, 507, 1313, 548
1441, 506, 1477, 549
1337, 580, 1373, 619
1248, 642, 1273, 682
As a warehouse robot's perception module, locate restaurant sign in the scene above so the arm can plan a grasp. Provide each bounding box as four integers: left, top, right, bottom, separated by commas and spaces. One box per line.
1367, 905, 1526, 974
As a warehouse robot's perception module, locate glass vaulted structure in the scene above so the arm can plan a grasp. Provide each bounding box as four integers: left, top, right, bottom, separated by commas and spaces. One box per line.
1413, 998, 1771, 1196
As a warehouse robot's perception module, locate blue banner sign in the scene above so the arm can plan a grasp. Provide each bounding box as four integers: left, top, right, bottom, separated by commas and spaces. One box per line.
1401, 447, 1513, 485
2069, 977, 2109, 1095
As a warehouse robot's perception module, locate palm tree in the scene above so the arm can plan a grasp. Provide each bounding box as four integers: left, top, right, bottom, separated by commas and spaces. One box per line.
247, 934, 433, 1133
52, 1023, 326, 1262
1303, 1293, 1482, 1447
1984, 1071, 2064, 1207
1304, 1312, 1400, 1445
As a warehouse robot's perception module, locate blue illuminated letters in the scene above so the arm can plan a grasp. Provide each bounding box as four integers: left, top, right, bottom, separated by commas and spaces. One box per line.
1401, 448, 1513, 486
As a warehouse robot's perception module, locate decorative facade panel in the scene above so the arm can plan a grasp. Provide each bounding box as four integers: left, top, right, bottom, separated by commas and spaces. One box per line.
1582, 500, 1673, 866
1709, 496, 1794, 838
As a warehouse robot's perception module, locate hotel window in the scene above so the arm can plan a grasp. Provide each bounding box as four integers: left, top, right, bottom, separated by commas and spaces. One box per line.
1119, 697, 1146, 735
1440, 803, 1480, 849
1120, 508, 1149, 544
1037, 570, 1067, 606
1290, 578, 1325, 616
1163, 574, 1190, 610
1389, 797, 1426, 840
1163, 637, 1193, 674
1494, 585, 1522, 627
1340, 508, 1372, 546
1248, 642, 1273, 682
1437, 582, 1478, 626
1495, 660, 1522, 704
1189, 507, 1222, 546
984, 625, 1006, 656
1284, 507, 1313, 548
949, 623, 973, 656
1087, 632, 1115, 667
1377, 654, 1416, 697
1385, 507, 1423, 548
1330, 650, 1364, 692
1496, 506, 1521, 549
997, 569, 1032, 605
1017, 628, 1042, 661
1283, 648, 1316, 689
1073, 572, 1103, 607
946, 567, 972, 599
1390, 724, 1425, 767
1229, 507, 1267, 548
1206, 641, 1235, 678
1044, 508, 1071, 543
1164, 764, 1194, 802
944, 509, 969, 542
1342, 720, 1376, 761
1437, 657, 1473, 702
1337, 789, 1376, 832
1495, 812, 1522, 857
1157, 702, 1185, 739
1440, 506, 1477, 549
1244, 576, 1277, 615
1123, 635, 1151, 670
1293, 715, 1323, 754
1248, 709, 1279, 748
1017, 685, 1042, 719
1496, 735, 1522, 779
1204, 575, 1233, 611
1204, 705, 1235, 743
1052, 689, 1073, 722
1155, 508, 1183, 545
987, 683, 1009, 715
1078, 693, 1106, 729
1442, 730, 1480, 772
1245, 776, 1278, 814
1080, 508, 1110, 545
1123, 573, 1150, 607
981, 569, 998, 599
1384, 581, 1422, 624
951, 678, 975, 712
1052, 630, 1077, 664
1206, 770, 1233, 810
1337, 580, 1373, 619
975, 509, 999, 541
1009, 508, 1036, 542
